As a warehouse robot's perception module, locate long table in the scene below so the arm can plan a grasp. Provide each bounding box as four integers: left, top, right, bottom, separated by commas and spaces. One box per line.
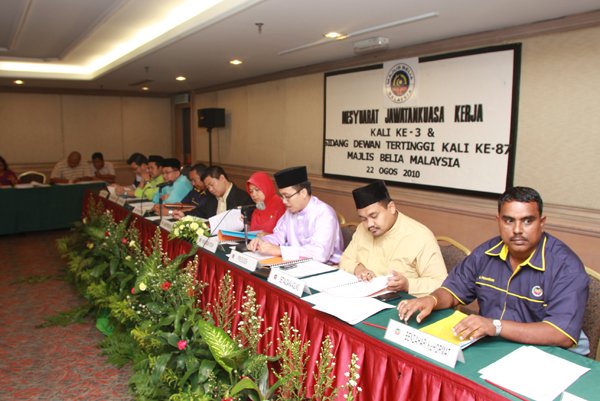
0, 182, 106, 235
85, 193, 600, 401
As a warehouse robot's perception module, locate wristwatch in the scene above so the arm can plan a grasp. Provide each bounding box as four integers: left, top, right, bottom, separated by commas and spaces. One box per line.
492, 319, 502, 336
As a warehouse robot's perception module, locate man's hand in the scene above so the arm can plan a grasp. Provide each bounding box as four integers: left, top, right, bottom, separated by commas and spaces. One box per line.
353, 264, 375, 281
114, 185, 125, 195
396, 295, 437, 324
247, 238, 281, 256
386, 270, 408, 292
451, 315, 495, 341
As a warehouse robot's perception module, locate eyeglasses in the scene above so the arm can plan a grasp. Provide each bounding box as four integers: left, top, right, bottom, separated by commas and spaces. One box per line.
280, 189, 301, 201
163, 169, 178, 175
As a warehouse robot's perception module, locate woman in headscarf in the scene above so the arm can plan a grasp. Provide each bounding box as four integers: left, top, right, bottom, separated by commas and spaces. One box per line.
246, 171, 286, 233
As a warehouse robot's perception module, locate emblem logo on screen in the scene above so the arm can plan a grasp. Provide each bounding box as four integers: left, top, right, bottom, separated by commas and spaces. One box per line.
384, 63, 415, 103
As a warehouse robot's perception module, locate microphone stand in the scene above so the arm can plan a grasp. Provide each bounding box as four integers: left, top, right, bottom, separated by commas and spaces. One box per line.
158, 186, 164, 223
235, 206, 252, 252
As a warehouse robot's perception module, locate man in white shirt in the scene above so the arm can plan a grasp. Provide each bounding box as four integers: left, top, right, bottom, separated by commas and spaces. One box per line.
90, 152, 116, 183
50, 151, 92, 184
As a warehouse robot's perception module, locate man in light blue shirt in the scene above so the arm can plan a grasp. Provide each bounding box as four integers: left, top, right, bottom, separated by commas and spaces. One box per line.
152, 158, 192, 207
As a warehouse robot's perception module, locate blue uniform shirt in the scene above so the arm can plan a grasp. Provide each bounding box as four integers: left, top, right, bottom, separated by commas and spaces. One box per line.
442, 233, 589, 345
152, 174, 192, 204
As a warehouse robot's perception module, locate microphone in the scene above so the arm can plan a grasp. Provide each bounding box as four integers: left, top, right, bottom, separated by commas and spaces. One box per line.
237, 201, 265, 211
157, 181, 173, 189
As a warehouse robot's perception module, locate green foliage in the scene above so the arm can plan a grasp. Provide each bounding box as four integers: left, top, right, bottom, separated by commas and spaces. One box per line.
57, 198, 361, 400
36, 303, 93, 328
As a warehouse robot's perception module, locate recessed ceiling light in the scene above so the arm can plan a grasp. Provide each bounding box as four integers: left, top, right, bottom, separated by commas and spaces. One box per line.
176, 76, 186, 81
14, 79, 24, 85
324, 32, 344, 39
229, 59, 243, 65
141, 86, 149, 91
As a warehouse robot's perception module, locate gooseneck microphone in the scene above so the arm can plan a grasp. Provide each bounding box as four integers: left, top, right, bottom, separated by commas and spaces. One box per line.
157, 180, 173, 189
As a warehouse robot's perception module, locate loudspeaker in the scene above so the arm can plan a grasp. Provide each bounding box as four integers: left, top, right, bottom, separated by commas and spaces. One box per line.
198, 108, 225, 129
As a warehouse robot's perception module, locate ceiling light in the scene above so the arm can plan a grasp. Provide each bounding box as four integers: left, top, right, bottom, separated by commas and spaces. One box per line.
141, 86, 150, 91
324, 32, 344, 39
14, 79, 24, 85
176, 76, 186, 81
229, 59, 243, 65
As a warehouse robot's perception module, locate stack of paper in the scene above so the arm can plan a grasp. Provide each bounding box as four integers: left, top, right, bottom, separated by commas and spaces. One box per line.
303, 292, 394, 325
478, 346, 590, 401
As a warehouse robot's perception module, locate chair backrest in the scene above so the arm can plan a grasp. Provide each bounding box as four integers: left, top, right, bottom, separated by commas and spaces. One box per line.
18, 171, 47, 184
336, 211, 346, 225
436, 236, 471, 273
583, 266, 600, 360
340, 222, 359, 250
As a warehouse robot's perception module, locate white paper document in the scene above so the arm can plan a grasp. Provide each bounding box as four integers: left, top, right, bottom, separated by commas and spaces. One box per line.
303, 292, 394, 325
302, 269, 388, 297
208, 209, 243, 234
478, 346, 590, 401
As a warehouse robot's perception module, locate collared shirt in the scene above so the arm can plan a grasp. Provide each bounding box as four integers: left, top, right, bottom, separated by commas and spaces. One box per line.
50, 160, 92, 181
90, 161, 115, 176
261, 195, 343, 264
217, 182, 233, 214
442, 233, 589, 346
134, 175, 164, 200
339, 212, 447, 297
152, 174, 192, 204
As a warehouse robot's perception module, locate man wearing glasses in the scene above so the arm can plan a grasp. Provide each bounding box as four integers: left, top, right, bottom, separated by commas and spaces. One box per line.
248, 166, 343, 264
151, 158, 192, 205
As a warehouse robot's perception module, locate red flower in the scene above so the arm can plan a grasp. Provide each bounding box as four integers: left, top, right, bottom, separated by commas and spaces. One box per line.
222, 398, 233, 401
161, 281, 172, 291
121, 237, 128, 245
177, 340, 188, 350
131, 287, 135, 294
105, 231, 110, 237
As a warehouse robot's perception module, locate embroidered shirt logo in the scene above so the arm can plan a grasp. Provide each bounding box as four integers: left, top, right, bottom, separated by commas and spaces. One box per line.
531, 285, 543, 298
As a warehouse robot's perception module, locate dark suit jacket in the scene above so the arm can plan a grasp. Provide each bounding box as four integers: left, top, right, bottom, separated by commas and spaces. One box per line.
187, 183, 252, 219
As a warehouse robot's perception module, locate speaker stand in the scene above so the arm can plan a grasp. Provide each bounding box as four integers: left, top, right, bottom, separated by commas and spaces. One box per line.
207, 127, 213, 166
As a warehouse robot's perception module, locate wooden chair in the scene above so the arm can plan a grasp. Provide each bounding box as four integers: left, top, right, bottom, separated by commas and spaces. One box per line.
340, 221, 359, 250
436, 236, 471, 273
583, 266, 600, 360
17, 171, 47, 184
336, 211, 346, 225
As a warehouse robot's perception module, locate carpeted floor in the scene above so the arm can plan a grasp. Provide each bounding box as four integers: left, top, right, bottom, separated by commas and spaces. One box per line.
0, 230, 132, 401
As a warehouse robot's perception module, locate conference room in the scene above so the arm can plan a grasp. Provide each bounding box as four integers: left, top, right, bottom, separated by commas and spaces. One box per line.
1, 1, 599, 400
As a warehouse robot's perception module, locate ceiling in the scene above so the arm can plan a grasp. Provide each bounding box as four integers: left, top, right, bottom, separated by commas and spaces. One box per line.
1, 0, 599, 95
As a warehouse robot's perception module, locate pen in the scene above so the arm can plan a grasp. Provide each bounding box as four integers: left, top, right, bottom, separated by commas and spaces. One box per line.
361, 321, 387, 330
280, 264, 298, 271
484, 379, 528, 401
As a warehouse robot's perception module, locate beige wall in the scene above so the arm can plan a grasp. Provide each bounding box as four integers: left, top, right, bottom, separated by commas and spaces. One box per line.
0, 93, 172, 168
193, 26, 600, 270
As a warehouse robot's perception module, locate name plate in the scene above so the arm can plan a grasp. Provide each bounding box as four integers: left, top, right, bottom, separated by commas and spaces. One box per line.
267, 269, 305, 297
109, 193, 119, 203
99, 189, 109, 198
160, 218, 175, 231
384, 319, 463, 368
132, 207, 143, 216
228, 250, 258, 272
116, 196, 127, 206
197, 235, 219, 253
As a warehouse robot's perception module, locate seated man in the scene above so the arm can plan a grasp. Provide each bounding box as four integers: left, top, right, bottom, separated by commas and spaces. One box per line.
50, 151, 93, 184
248, 166, 343, 264
152, 158, 192, 205
113, 153, 148, 196
340, 181, 447, 297
132, 155, 164, 200
398, 187, 590, 355
180, 163, 213, 211
188, 165, 251, 218
90, 152, 116, 183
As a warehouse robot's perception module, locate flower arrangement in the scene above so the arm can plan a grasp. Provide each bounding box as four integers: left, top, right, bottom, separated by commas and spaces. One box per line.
169, 216, 210, 243
56, 198, 364, 401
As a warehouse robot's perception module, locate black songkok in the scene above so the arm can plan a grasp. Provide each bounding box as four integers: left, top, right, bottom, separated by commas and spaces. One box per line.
274, 166, 308, 188
352, 180, 390, 209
